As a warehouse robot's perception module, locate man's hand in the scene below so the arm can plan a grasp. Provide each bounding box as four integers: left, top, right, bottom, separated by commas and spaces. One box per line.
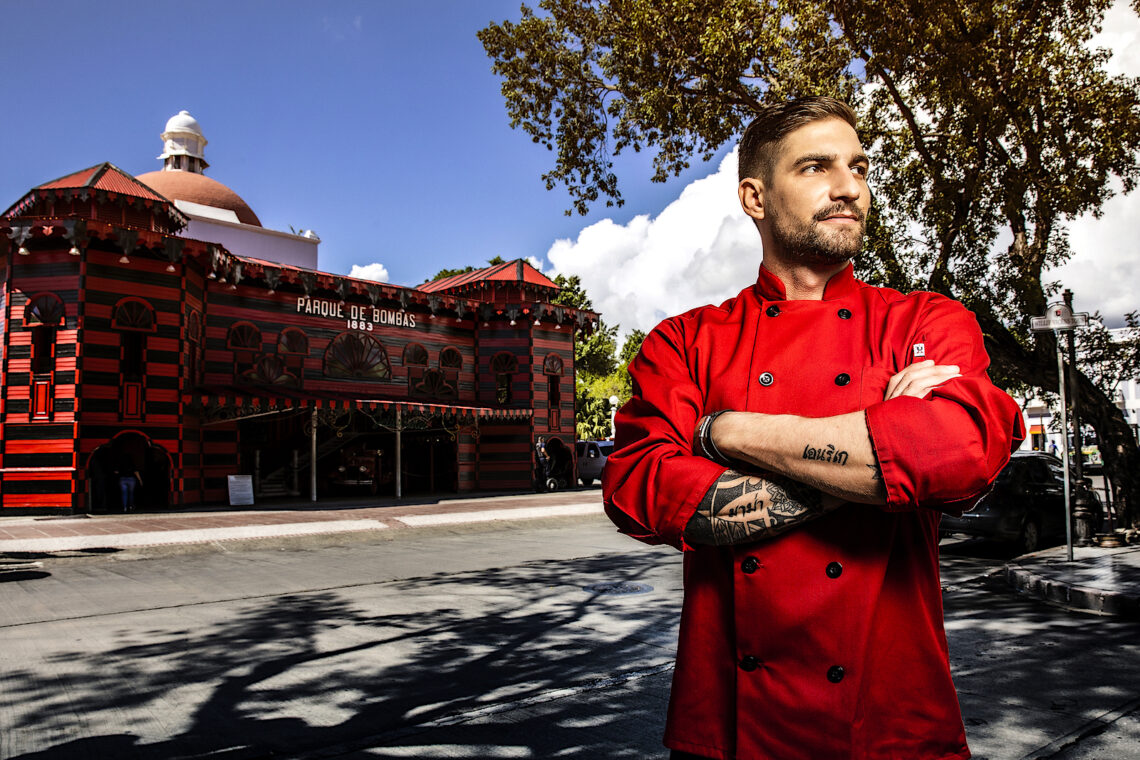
885, 360, 960, 400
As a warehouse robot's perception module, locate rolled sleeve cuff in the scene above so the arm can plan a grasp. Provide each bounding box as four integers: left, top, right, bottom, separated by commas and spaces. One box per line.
865, 396, 992, 513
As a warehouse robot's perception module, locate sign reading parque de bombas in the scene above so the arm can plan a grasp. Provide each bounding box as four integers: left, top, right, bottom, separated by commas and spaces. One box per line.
296, 296, 417, 330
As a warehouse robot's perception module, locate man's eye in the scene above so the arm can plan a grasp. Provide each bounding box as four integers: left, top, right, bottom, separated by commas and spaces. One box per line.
852, 165, 869, 177
802, 165, 822, 174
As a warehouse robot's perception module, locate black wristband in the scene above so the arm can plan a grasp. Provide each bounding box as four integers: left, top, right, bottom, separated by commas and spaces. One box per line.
695, 410, 733, 467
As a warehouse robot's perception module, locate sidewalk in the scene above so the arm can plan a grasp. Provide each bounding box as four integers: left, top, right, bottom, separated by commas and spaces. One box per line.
0, 489, 605, 556
4, 494, 1138, 620
1005, 542, 1140, 619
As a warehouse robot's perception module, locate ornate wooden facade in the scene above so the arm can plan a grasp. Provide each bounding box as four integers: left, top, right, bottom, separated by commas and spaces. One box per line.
0, 165, 592, 513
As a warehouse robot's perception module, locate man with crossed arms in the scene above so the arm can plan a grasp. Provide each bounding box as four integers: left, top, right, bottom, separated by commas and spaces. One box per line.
603, 96, 1024, 760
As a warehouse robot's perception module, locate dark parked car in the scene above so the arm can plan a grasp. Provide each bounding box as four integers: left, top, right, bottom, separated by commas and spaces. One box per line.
940, 451, 1101, 554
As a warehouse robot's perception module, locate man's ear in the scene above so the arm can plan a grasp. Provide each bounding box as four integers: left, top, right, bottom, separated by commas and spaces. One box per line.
738, 178, 765, 222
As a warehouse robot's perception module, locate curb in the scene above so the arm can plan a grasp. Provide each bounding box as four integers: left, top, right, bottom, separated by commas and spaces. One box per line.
1004, 563, 1140, 619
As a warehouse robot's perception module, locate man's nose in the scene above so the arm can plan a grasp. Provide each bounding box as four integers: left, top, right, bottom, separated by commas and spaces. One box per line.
831, 169, 863, 201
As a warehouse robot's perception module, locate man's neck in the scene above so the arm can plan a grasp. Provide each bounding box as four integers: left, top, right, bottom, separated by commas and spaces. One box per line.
761, 256, 851, 300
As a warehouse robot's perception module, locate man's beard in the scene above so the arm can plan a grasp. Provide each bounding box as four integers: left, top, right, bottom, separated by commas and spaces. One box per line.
769, 202, 866, 264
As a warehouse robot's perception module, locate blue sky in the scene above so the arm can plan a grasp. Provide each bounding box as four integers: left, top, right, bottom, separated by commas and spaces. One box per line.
3, 1, 1138, 336
0, 0, 727, 289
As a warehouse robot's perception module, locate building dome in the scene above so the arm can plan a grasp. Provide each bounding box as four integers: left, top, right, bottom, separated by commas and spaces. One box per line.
136, 170, 262, 226
164, 110, 203, 137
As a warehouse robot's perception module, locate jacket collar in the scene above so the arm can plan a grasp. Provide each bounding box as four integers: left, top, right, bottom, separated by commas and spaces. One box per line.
753, 261, 860, 302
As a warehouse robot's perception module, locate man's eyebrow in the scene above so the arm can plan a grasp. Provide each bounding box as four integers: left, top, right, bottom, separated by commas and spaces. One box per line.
791, 152, 870, 167
792, 153, 836, 168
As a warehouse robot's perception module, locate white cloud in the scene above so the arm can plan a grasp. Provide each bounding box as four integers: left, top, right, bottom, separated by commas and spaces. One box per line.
1048, 0, 1140, 325
547, 0, 1140, 335
544, 149, 760, 338
348, 262, 390, 282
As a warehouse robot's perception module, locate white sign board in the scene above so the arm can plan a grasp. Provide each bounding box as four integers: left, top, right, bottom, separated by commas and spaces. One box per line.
1030, 303, 1089, 332
227, 475, 255, 506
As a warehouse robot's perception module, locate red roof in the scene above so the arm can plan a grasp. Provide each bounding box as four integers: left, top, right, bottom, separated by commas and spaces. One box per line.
420, 258, 559, 293
35, 163, 169, 204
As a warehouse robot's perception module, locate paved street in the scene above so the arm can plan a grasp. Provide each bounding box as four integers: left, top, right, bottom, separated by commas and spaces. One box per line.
0, 513, 1138, 759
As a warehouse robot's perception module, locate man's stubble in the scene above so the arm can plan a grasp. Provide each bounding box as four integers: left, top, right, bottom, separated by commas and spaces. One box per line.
767, 201, 866, 265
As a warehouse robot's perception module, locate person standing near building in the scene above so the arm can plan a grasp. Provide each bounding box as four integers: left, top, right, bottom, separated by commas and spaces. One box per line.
115, 448, 143, 512
603, 97, 1024, 759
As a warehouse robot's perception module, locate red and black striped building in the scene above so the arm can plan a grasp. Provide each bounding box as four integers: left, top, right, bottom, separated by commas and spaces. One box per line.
0, 164, 593, 514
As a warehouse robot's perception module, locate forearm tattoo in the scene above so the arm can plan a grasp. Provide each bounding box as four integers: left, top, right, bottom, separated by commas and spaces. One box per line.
684, 470, 828, 546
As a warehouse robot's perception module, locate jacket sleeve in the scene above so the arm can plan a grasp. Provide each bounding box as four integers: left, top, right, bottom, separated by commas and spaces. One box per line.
864, 297, 1026, 514
601, 318, 727, 551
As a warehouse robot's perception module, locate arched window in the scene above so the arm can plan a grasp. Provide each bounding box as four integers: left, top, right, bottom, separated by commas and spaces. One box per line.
277, 327, 309, 355
542, 353, 564, 376
227, 322, 262, 350
325, 332, 391, 380
187, 310, 203, 387
402, 342, 428, 366
112, 298, 156, 332
24, 293, 64, 376
491, 351, 518, 405
543, 354, 564, 431
440, 346, 463, 370
112, 298, 155, 418
187, 310, 202, 342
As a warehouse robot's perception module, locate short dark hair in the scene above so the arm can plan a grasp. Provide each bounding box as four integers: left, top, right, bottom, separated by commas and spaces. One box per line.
737, 96, 858, 184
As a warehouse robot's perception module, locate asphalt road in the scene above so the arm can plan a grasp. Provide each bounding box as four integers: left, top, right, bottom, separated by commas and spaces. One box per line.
0, 515, 1137, 759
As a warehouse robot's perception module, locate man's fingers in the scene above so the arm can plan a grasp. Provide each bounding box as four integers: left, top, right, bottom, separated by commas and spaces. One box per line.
885, 361, 961, 400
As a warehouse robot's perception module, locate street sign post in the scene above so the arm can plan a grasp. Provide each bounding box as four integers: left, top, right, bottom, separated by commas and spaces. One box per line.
1030, 301, 1089, 562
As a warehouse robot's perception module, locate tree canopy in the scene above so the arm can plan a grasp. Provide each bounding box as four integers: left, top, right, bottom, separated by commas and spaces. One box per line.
426, 256, 506, 283
481, 0, 1140, 525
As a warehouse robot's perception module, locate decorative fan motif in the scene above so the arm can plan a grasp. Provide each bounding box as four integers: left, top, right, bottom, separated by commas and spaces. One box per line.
414, 368, 457, 400
112, 298, 155, 331
227, 322, 261, 350
402, 343, 428, 366
543, 353, 564, 376
243, 354, 298, 387
440, 347, 463, 369
325, 332, 391, 379
24, 293, 65, 327
491, 351, 518, 373
277, 327, 309, 355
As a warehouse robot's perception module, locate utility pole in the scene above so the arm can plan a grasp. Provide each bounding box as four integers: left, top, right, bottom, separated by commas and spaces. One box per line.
1031, 299, 1090, 561
1063, 289, 1084, 485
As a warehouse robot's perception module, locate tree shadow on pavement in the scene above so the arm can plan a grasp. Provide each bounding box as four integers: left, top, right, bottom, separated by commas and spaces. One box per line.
943, 575, 1140, 760
0, 550, 678, 759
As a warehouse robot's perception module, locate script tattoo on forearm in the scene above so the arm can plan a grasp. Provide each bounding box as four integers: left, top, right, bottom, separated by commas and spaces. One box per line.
802, 442, 849, 465
684, 471, 827, 546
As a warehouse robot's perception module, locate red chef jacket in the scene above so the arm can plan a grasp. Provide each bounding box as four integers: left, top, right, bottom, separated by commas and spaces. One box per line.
602, 263, 1024, 760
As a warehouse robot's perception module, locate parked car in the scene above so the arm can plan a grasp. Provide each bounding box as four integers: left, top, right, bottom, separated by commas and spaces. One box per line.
576, 440, 614, 487
940, 451, 1102, 553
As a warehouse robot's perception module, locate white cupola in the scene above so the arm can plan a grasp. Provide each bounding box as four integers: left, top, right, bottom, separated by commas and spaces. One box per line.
157, 110, 209, 173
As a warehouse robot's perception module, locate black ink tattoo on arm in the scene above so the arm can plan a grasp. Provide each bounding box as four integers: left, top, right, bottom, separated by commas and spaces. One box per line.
866, 462, 882, 481
802, 443, 849, 465
684, 470, 830, 546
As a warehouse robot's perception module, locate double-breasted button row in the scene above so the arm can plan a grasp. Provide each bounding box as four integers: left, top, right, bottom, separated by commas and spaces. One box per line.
741, 556, 760, 574
755, 371, 851, 387
739, 655, 762, 672
838, 308, 852, 319
827, 665, 846, 683
766, 305, 780, 318
825, 561, 843, 578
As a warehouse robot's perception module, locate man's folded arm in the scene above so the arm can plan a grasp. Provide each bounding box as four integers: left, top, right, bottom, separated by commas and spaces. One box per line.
710, 300, 1025, 514
603, 322, 839, 550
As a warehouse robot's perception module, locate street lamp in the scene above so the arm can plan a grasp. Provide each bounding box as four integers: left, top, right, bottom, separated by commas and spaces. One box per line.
1030, 300, 1089, 561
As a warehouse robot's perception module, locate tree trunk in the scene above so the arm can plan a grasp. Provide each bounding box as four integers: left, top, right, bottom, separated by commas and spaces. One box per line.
976, 311, 1140, 529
